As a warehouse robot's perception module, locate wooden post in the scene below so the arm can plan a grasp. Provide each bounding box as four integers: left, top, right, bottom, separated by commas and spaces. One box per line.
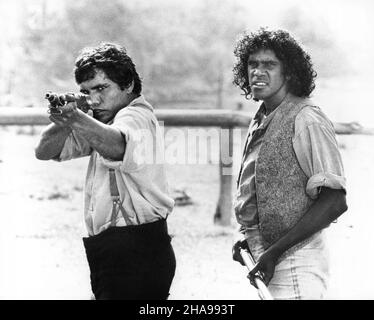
213, 62, 234, 226
214, 126, 234, 226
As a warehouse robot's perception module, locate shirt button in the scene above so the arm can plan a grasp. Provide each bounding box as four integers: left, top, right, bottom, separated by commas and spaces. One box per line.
248, 148, 253, 153
239, 214, 243, 218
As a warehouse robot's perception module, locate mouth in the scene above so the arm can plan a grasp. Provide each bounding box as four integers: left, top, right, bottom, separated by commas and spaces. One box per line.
92, 109, 106, 118
251, 81, 268, 89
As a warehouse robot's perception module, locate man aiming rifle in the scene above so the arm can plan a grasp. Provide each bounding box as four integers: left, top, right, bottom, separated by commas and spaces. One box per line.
35, 43, 176, 300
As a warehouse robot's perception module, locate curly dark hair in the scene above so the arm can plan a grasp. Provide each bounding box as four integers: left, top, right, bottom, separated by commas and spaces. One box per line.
233, 28, 317, 99
74, 42, 142, 95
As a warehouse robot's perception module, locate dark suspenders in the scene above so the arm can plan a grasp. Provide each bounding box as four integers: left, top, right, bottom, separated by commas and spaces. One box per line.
109, 168, 140, 226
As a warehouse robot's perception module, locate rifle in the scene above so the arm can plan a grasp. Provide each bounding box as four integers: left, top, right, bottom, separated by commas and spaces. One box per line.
45, 92, 91, 114
239, 247, 274, 300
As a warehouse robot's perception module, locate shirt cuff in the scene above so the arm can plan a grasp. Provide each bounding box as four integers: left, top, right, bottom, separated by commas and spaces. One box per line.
306, 172, 347, 199
98, 155, 123, 169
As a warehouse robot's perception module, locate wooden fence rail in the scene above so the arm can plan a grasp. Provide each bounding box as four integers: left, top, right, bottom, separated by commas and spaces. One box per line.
1, 107, 373, 226
1, 107, 373, 134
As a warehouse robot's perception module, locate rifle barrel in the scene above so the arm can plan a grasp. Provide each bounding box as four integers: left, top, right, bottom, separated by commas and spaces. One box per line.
239, 248, 274, 300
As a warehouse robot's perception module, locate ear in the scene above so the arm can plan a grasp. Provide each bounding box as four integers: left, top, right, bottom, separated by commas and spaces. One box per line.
126, 81, 134, 94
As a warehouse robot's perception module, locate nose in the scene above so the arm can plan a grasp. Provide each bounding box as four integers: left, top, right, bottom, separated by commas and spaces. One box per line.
88, 93, 100, 108
252, 67, 265, 76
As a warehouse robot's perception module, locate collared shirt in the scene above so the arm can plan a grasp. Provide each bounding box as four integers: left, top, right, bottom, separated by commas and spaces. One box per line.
235, 97, 346, 229
57, 95, 174, 236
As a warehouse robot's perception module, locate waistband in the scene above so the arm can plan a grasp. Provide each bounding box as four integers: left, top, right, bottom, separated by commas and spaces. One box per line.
82, 219, 172, 276
83, 219, 169, 243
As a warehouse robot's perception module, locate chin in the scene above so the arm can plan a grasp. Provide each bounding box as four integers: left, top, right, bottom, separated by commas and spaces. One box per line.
252, 94, 262, 102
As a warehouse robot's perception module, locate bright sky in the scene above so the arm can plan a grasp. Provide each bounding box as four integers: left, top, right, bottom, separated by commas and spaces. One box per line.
245, 0, 374, 75
1, 0, 373, 46
2, 0, 372, 53
1, 0, 373, 91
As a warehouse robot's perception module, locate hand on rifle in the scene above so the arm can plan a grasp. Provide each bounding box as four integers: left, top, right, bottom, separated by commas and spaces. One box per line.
49, 102, 94, 127
49, 101, 79, 127
232, 238, 249, 266
248, 249, 277, 286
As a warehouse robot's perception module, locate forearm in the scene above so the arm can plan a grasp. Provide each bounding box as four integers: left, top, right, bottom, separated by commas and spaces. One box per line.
267, 187, 347, 259
35, 123, 72, 160
69, 112, 125, 161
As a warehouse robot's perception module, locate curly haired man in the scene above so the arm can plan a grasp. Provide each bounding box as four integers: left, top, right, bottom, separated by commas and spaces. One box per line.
35, 43, 176, 299
232, 28, 347, 299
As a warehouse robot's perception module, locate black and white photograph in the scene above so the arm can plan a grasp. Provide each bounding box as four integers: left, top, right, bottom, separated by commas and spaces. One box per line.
0, 0, 373, 302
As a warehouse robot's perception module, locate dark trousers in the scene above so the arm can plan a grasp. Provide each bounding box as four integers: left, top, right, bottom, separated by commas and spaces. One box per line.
83, 219, 176, 300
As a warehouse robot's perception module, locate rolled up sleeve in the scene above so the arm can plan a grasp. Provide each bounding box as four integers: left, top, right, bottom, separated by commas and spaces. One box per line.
57, 130, 92, 161
293, 107, 346, 199
99, 107, 156, 172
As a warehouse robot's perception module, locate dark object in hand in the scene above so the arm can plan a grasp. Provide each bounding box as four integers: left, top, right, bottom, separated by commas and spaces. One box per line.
45, 92, 91, 114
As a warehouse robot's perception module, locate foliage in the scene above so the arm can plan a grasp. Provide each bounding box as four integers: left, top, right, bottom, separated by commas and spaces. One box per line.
14, 0, 247, 107
3, 0, 351, 108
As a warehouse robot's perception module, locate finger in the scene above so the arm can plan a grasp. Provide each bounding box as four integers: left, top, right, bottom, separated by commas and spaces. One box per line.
59, 102, 77, 115
232, 251, 245, 266
232, 243, 244, 264
87, 109, 94, 117
65, 101, 77, 110
49, 115, 60, 123
48, 107, 62, 115
50, 113, 65, 121
258, 271, 266, 281
247, 273, 259, 289
264, 270, 274, 286
237, 257, 245, 266
49, 115, 66, 126
51, 119, 65, 127
240, 239, 249, 250
249, 264, 259, 277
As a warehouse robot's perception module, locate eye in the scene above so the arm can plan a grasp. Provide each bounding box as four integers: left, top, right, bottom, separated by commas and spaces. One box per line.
264, 61, 277, 69
80, 90, 89, 95
248, 61, 258, 68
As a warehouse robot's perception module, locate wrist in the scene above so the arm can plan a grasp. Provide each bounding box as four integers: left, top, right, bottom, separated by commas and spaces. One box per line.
68, 109, 89, 130
266, 244, 283, 260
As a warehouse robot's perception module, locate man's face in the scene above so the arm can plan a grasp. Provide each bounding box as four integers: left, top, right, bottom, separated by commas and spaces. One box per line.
247, 49, 288, 107
79, 69, 130, 123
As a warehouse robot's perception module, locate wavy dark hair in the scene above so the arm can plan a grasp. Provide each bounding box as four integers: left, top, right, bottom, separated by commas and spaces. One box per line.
233, 28, 317, 99
74, 42, 142, 95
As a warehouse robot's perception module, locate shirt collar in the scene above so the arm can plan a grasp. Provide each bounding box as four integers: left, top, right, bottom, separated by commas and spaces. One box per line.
253, 103, 276, 129
253, 93, 295, 129
108, 95, 153, 124
127, 94, 154, 111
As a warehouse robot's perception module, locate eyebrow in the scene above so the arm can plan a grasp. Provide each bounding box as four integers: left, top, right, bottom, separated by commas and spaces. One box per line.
80, 83, 109, 92
91, 83, 109, 90
248, 58, 278, 63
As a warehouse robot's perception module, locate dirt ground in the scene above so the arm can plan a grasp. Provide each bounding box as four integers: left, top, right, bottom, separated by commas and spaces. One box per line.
0, 124, 373, 300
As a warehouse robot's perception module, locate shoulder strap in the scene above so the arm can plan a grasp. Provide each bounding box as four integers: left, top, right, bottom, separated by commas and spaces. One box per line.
109, 168, 139, 226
